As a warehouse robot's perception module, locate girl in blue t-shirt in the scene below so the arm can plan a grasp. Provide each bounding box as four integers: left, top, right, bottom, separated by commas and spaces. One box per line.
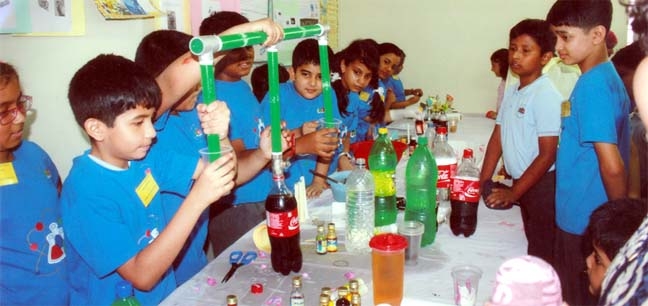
331, 39, 386, 170
0, 62, 69, 304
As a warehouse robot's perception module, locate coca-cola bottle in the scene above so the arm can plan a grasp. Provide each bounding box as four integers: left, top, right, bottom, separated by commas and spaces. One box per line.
432, 126, 457, 224
450, 149, 481, 237
265, 159, 302, 275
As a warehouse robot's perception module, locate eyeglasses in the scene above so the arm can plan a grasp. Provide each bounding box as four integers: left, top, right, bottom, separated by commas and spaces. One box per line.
0, 94, 32, 125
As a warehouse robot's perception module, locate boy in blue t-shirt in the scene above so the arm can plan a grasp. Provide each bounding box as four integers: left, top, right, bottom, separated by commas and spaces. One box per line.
134, 18, 285, 276
61, 54, 237, 305
546, 1, 631, 305
0, 62, 69, 304
479, 18, 562, 267
198, 11, 286, 257
261, 38, 341, 197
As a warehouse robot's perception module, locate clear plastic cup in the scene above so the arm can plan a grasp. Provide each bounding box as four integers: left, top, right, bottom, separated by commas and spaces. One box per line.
451, 264, 483, 306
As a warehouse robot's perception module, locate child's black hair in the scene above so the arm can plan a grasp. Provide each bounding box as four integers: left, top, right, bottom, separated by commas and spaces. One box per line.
332, 39, 385, 123
135, 30, 192, 78
0, 62, 18, 90
490, 48, 509, 80
509, 19, 557, 55
292, 38, 334, 71
584, 198, 647, 260
68, 54, 161, 128
250, 63, 290, 102
199, 11, 253, 74
546, 0, 612, 33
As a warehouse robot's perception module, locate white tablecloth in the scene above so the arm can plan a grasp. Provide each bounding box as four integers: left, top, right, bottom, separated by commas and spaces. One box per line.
160, 114, 527, 306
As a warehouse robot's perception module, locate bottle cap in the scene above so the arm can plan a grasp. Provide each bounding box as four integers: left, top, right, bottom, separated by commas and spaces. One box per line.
355, 158, 366, 167
337, 286, 349, 296
251, 283, 263, 294
463, 148, 474, 158
378, 127, 388, 134
320, 293, 330, 303
226, 294, 238, 304
321, 286, 332, 295
436, 126, 448, 134
115, 280, 134, 299
328, 223, 335, 230
369, 233, 408, 252
292, 276, 302, 287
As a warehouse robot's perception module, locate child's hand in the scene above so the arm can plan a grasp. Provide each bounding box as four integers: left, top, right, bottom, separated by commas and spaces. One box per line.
259, 123, 290, 159
301, 120, 318, 135
306, 180, 328, 198
484, 187, 518, 209
298, 128, 339, 158
251, 18, 284, 47
192, 152, 236, 206
197, 101, 230, 137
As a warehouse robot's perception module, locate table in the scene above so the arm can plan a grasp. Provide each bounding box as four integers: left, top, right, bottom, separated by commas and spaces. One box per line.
161, 114, 527, 306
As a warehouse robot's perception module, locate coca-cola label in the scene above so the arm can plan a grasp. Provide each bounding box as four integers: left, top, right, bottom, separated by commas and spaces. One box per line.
450, 176, 480, 203
437, 163, 457, 188
266, 208, 300, 238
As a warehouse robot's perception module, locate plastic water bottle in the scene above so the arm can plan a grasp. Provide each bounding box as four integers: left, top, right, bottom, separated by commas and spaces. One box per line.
404, 136, 438, 246
345, 158, 375, 254
368, 128, 398, 233
450, 149, 481, 237
425, 122, 436, 151
111, 281, 141, 306
432, 126, 457, 224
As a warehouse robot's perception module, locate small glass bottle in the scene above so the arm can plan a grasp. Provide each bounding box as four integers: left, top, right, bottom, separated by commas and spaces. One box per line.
336, 286, 350, 306
321, 287, 335, 306
290, 276, 305, 306
326, 223, 338, 252
316, 225, 327, 255
319, 293, 331, 306
348, 279, 360, 300
226, 294, 238, 306
350, 293, 361, 306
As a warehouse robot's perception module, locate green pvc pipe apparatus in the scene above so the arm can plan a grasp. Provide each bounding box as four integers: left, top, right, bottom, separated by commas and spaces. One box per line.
317, 35, 334, 127
266, 46, 283, 154
188, 24, 330, 159
198, 52, 221, 161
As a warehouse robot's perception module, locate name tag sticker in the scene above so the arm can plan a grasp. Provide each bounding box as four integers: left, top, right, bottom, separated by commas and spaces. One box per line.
359, 91, 370, 102
0, 162, 18, 186
135, 170, 159, 207
561, 100, 571, 117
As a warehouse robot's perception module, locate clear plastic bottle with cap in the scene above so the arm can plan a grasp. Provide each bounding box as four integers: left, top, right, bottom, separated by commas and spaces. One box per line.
432, 126, 457, 226
290, 276, 305, 306
368, 127, 398, 233
226, 294, 238, 306
450, 148, 481, 237
111, 281, 141, 306
405, 135, 438, 246
345, 158, 375, 254
425, 121, 436, 151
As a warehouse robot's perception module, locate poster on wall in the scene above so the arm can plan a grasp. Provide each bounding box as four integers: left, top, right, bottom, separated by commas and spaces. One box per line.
94, 0, 161, 20
1, 0, 85, 35
155, 0, 191, 33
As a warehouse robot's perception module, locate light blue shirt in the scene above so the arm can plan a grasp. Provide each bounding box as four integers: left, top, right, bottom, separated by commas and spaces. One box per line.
496, 74, 562, 179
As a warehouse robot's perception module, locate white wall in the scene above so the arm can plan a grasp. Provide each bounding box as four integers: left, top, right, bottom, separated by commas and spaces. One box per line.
0, 0, 630, 178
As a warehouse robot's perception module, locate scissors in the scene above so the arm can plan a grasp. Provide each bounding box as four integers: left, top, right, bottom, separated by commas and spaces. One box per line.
221, 250, 257, 283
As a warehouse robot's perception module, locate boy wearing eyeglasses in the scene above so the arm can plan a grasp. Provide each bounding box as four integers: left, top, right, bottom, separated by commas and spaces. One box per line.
0, 62, 69, 304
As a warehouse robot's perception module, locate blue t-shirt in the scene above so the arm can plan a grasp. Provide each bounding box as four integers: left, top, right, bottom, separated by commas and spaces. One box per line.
496, 74, 562, 179
61, 148, 195, 305
555, 61, 631, 235
0, 141, 68, 305
389, 75, 406, 101
260, 81, 341, 188
340, 91, 361, 145
214, 79, 272, 204
153, 109, 208, 285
